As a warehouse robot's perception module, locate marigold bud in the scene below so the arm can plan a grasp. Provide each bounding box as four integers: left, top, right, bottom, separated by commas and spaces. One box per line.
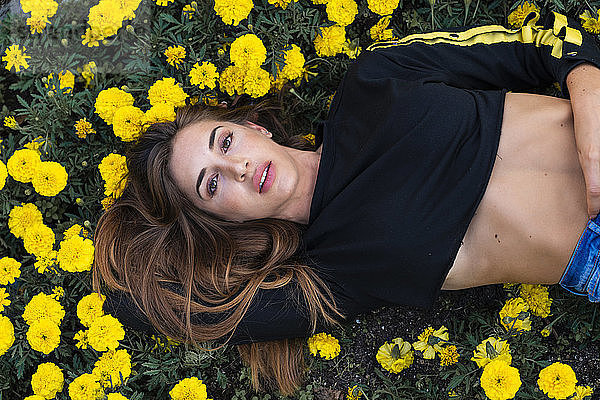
47, 91, 54, 97
126, 25, 134, 34
81, 161, 88, 167
61, 38, 68, 47
120, 85, 129, 91
84, 220, 91, 228
76, 198, 83, 205
25, 189, 32, 195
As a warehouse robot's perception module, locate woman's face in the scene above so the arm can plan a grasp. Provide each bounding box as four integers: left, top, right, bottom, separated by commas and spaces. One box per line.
169, 119, 304, 222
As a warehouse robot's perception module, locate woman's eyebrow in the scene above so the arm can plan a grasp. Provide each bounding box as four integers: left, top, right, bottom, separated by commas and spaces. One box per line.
196, 125, 223, 200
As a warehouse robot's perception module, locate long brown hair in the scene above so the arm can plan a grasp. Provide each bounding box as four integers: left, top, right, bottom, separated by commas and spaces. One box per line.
91, 96, 346, 395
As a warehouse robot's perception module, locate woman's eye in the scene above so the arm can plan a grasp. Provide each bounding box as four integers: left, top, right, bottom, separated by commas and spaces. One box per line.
208, 175, 218, 197
222, 133, 232, 153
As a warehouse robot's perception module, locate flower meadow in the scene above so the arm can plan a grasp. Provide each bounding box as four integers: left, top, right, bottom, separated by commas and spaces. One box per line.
1, 0, 600, 399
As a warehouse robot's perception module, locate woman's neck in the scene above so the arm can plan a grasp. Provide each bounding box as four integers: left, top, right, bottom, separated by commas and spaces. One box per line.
278, 146, 322, 225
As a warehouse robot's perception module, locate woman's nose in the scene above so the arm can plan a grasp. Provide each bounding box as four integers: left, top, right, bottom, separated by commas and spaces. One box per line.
227, 158, 249, 181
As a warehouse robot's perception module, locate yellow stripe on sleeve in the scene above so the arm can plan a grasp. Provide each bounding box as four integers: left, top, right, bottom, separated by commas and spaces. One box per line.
366, 11, 583, 60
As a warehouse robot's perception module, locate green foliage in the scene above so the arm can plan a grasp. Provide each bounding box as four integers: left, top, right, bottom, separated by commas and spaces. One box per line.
1, 0, 600, 399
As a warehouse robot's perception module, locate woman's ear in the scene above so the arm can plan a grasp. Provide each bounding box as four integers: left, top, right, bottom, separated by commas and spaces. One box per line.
245, 121, 272, 138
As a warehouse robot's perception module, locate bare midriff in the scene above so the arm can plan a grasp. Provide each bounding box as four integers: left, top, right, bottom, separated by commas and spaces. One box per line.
441, 92, 591, 290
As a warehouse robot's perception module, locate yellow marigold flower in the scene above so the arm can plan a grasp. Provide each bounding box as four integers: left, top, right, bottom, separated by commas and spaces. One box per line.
27, 318, 61, 354
24, 136, 46, 156
78, 61, 97, 87
101, 196, 115, 210
0, 315, 15, 356
326, 0, 357, 27
367, 0, 400, 16
412, 326, 448, 359
112, 105, 145, 142
314, 25, 347, 57
243, 67, 271, 98
0, 287, 10, 312
23, 224, 55, 258
370, 16, 396, 42
64, 223, 89, 240
307, 332, 341, 360
68, 373, 104, 400
8, 203, 43, 239
81, 27, 102, 47
2, 44, 31, 73
164, 45, 186, 69
93, 349, 132, 388
74, 329, 90, 349
88, 314, 125, 352
303, 133, 316, 146
4, 115, 17, 129
144, 103, 176, 126
98, 153, 128, 198
31, 362, 64, 399
279, 44, 305, 81
439, 345, 460, 367
572, 385, 594, 400
519, 284, 552, 318
471, 336, 512, 368
214, 0, 253, 26
51, 286, 64, 301
7, 148, 42, 183
75, 117, 96, 138
499, 297, 531, 334
27, 14, 50, 34
268, 0, 297, 9
346, 385, 363, 399
94, 87, 135, 125
537, 362, 577, 400
0, 257, 21, 286
20, 0, 58, 18
183, 4, 196, 19
156, 0, 175, 5
580, 10, 600, 34
218, 65, 245, 96
189, 61, 219, 89
0, 159, 6, 190
375, 337, 414, 373
57, 235, 95, 273
88, 1, 122, 38
107, 393, 129, 400
230, 33, 267, 69
480, 360, 522, 400
32, 161, 68, 197
201, 92, 218, 106
507, 0, 540, 29
77, 293, 106, 328
23, 292, 65, 326
45, 70, 75, 95
34, 249, 58, 274
148, 77, 189, 108
540, 326, 552, 337
169, 377, 211, 400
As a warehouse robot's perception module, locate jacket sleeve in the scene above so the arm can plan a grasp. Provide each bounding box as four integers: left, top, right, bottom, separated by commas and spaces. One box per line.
101, 281, 319, 345
364, 8, 600, 98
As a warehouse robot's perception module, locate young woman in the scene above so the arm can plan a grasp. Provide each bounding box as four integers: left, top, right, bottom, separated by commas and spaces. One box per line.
92, 8, 600, 396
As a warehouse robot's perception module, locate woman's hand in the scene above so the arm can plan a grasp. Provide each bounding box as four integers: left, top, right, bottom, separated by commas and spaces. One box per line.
566, 63, 600, 219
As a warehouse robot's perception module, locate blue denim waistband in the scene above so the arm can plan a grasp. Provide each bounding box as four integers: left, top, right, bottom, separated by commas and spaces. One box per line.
558, 214, 600, 302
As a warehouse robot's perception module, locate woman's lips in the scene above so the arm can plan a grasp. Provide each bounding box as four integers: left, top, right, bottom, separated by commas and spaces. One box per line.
254, 161, 275, 193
